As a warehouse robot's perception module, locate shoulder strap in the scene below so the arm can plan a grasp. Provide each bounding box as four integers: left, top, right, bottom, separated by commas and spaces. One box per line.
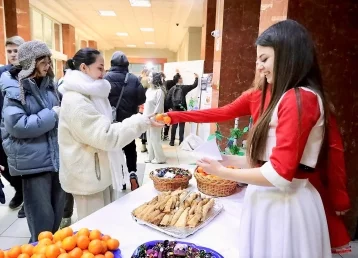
115, 72, 130, 110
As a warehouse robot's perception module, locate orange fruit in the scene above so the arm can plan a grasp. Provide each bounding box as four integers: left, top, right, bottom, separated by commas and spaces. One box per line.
39, 239, 53, 247
94, 255, 104, 258
62, 228, 74, 238
18, 254, 30, 258
58, 254, 70, 258
155, 114, 164, 121
54, 242, 62, 249
89, 230, 101, 241
34, 246, 47, 255
100, 242, 107, 253
88, 240, 102, 255
3, 251, 9, 258
105, 239, 119, 251
59, 249, 65, 255
77, 236, 90, 250
100, 236, 110, 242
68, 248, 82, 258
104, 252, 113, 258
62, 236, 77, 252
53, 231, 66, 243
81, 253, 94, 258
21, 244, 34, 256
8, 246, 22, 258
45, 245, 61, 258
0, 250, 4, 258
163, 116, 171, 124
38, 232, 53, 241
197, 167, 204, 173
77, 229, 90, 237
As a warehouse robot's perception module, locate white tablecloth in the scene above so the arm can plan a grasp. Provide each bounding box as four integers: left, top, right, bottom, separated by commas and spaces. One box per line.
72, 180, 245, 257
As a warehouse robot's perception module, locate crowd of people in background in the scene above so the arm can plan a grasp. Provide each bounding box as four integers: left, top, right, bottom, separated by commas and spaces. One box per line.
0, 35, 197, 242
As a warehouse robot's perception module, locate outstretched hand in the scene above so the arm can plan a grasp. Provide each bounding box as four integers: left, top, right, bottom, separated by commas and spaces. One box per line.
196, 158, 225, 176
148, 114, 165, 127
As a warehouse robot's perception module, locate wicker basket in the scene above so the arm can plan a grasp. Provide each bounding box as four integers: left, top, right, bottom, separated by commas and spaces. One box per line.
194, 171, 238, 197
149, 170, 192, 192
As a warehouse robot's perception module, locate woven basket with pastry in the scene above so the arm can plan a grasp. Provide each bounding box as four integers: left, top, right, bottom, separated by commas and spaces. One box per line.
149, 167, 192, 192
194, 166, 238, 197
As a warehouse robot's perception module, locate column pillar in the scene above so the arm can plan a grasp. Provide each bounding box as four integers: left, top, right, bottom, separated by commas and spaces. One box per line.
0, 0, 6, 64
88, 40, 97, 50
62, 24, 76, 58
3, 0, 31, 41
200, 0, 216, 73
211, 0, 261, 140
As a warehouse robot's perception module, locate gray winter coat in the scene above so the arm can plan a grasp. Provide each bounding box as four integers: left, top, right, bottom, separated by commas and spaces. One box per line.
0, 71, 60, 176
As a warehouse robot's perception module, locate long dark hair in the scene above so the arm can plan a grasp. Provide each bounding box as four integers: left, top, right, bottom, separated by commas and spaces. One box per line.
66, 48, 100, 70
247, 19, 330, 166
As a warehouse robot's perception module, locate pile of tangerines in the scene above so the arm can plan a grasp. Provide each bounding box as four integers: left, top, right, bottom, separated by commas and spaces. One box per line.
197, 166, 237, 179
0, 228, 120, 258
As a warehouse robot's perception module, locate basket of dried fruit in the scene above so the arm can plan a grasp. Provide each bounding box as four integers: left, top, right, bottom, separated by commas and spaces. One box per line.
149, 167, 192, 192
194, 166, 238, 197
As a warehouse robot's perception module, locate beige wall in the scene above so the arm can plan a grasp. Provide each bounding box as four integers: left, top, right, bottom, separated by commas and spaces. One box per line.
176, 27, 202, 62
104, 47, 177, 69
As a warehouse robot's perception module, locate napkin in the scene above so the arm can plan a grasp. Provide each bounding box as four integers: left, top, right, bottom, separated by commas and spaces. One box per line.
192, 139, 223, 161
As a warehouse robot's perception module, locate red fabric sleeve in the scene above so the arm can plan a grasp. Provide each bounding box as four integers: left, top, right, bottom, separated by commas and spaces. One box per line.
167, 90, 254, 124
326, 116, 350, 211
261, 89, 321, 188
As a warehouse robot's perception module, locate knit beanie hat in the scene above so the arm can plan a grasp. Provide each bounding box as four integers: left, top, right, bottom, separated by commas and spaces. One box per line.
18, 40, 52, 81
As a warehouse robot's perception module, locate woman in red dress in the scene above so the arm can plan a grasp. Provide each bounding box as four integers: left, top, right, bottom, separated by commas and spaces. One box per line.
166, 20, 351, 255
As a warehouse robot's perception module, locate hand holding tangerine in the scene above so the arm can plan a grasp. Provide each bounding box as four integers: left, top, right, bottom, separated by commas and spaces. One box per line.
155, 114, 164, 121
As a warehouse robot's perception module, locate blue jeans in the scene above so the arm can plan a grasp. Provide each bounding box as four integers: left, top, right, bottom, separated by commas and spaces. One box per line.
22, 172, 65, 243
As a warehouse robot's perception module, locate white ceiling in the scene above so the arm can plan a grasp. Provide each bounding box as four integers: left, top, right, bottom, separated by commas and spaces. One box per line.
29, 0, 204, 51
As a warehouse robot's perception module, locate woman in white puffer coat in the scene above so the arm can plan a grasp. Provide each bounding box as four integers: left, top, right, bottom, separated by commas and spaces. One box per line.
58, 48, 161, 220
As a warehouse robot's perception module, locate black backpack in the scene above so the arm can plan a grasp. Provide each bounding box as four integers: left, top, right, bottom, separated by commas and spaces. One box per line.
171, 85, 184, 108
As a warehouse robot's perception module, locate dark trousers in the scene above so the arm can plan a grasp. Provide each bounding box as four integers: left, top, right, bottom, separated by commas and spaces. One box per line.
123, 140, 137, 172
63, 193, 74, 219
171, 123, 185, 143
163, 125, 170, 137
22, 172, 65, 243
0, 145, 22, 195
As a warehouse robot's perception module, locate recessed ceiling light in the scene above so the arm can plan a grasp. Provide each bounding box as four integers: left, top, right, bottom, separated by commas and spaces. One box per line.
129, 0, 151, 7
98, 10, 116, 16
144, 42, 155, 45
116, 32, 129, 36
127, 44, 137, 48
140, 28, 154, 32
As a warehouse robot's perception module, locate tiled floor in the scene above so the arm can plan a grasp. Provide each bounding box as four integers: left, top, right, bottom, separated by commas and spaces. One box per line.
0, 139, 357, 258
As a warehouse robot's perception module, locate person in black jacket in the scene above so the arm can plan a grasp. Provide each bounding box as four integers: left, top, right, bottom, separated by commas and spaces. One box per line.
162, 69, 181, 140
0, 35, 25, 218
165, 73, 198, 146
105, 51, 146, 191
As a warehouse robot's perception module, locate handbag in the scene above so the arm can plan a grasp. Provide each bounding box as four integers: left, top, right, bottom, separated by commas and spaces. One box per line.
111, 72, 130, 122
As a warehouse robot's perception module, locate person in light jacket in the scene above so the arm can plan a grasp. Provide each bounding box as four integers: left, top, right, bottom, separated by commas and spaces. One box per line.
58, 48, 161, 220
144, 72, 166, 164
0, 40, 64, 242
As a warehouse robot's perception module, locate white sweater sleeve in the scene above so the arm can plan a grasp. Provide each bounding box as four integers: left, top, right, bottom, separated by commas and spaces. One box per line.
153, 89, 165, 114
63, 95, 150, 151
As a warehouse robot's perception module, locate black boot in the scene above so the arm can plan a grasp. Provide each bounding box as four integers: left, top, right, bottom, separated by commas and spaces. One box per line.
9, 191, 23, 210
17, 206, 25, 218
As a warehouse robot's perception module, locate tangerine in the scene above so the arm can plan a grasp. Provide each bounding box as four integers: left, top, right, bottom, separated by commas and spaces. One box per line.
105, 239, 119, 251
89, 230, 101, 241
38, 232, 53, 241
3, 251, 8, 258
21, 244, 34, 256
155, 114, 164, 121
0, 250, 4, 258
54, 242, 62, 249
62, 228, 74, 238
82, 251, 89, 255
77, 229, 90, 237
58, 254, 71, 258
34, 246, 47, 255
53, 231, 65, 243
104, 252, 113, 258
62, 236, 77, 252
18, 254, 30, 258
94, 255, 104, 258
100, 236, 110, 242
39, 239, 53, 247
32, 254, 46, 258
59, 249, 66, 255
8, 246, 22, 258
76, 236, 90, 250
88, 240, 102, 255
163, 116, 171, 124
68, 248, 82, 258
45, 245, 61, 258
100, 242, 107, 253
197, 167, 204, 173
81, 253, 94, 258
